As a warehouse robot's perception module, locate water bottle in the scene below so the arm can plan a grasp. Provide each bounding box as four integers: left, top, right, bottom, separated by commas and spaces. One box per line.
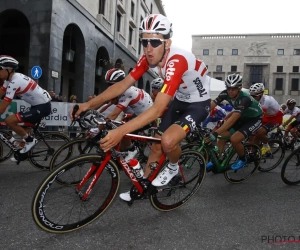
8, 136, 19, 147
129, 159, 144, 179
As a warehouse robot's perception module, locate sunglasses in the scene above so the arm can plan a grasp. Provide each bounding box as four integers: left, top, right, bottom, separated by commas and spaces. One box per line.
140, 38, 165, 48
226, 87, 239, 91
152, 86, 160, 90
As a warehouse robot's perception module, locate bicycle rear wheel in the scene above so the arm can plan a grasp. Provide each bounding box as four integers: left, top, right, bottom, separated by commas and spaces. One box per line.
49, 138, 98, 171
150, 150, 206, 211
281, 148, 300, 185
32, 154, 120, 233
28, 132, 70, 170
258, 139, 285, 172
224, 143, 260, 183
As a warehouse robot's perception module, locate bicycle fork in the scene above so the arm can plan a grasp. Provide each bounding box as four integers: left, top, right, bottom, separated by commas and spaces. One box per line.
76, 156, 111, 201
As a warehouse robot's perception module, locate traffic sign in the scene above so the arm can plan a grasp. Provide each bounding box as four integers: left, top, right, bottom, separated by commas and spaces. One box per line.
31, 66, 42, 79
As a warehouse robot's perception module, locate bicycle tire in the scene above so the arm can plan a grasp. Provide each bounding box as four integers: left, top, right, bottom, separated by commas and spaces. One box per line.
181, 142, 209, 162
28, 132, 70, 170
281, 147, 300, 185
258, 139, 285, 172
49, 138, 98, 172
224, 143, 260, 183
0, 131, 14, 163
32, 154, 120, 233
150, 150, 206, 211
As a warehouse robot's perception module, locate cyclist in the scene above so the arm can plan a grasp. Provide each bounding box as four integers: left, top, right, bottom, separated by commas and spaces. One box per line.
88, 68, 153, 162
73, 14, 211, 201
151, 77, 163, 101
0, 55, 51, 154
206, 74, 263, 170
281, 103, 287, 112
249, 83, 283, 155
202, 105, 227, 128
281, 99, 300, 142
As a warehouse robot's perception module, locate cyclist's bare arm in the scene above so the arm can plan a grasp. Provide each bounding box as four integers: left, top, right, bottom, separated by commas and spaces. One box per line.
215, 112, 241, 135
72, 74, 136, 119
210, 100, 217, 110
0, 99, 10, 114
0, 89, 5, 99
114, 92, 172, 137
224, 111, 233, 120
106, 106, 123, 121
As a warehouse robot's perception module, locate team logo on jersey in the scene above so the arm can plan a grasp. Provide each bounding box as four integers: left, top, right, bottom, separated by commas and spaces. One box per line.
193, 77, 207, 97
165, 59, 179, 81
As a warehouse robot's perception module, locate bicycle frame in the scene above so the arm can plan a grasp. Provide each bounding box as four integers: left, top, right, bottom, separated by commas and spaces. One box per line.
190, 137, 234, 173
75, 133, 167, 201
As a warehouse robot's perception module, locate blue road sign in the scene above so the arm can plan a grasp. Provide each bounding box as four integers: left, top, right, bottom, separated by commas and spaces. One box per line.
31, 66, 42, 79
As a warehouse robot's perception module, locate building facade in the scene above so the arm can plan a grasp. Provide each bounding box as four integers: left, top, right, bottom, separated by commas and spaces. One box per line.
0, 0, 165, 102
192, 33, 300, 104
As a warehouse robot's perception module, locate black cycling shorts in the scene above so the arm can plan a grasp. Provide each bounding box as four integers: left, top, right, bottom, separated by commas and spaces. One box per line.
16, 102, 51, 124
157, 98, 210, 136
290, 120, 300, 128
229, 115, 262, 138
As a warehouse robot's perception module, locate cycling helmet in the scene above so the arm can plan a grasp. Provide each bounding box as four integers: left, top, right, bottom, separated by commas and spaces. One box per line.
249, 83, 264, 95
151, 78, 164, 90
225, 74, 243, 87
105, 68, 125, 84
0, 55, 19, 69
139, 14, 173, 39
286, 99, 296, 105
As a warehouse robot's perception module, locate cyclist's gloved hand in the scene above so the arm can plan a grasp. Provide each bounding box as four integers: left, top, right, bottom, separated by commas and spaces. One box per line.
205, 132, 218, 144
279, 125, 284, 130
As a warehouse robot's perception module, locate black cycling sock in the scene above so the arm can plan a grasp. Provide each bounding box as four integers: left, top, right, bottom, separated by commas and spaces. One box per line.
25, 136, 33, 142
127, 145, 135, 151
239, 155, 246, 161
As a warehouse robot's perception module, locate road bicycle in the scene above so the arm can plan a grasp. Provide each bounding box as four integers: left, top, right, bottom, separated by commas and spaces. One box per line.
32, 113, 206, 233
181, 126, 261, 183
0, 121, 70, 170
49, 111, 156, 171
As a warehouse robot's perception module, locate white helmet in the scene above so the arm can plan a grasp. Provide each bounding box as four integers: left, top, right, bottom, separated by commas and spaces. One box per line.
105, 68, 125, 84
225, 74, 243, 87
0, 55, 19, 69
139, 14, 173, 39
249, 83, 264, 95
151, 78, 163, 90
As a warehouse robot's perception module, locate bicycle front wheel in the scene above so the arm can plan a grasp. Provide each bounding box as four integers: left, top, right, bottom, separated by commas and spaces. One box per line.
224, 143, 260, 183
281, 147, 300, 185
32, 154, 120, 233
28, 132, 70, 170
150, 150, 206, 211
258, 139, 285, 172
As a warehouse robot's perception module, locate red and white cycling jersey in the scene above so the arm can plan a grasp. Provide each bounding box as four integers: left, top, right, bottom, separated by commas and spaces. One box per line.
117, 86, 153, 115
260, 95, 282, 117
130, 46, 210, 103
284, 106, 300, 121
1, 73, 51, 106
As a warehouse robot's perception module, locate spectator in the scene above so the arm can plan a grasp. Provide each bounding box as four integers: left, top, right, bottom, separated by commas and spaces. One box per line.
69, 95, 77, 103
87, 95, 93, 102
69, 95, 77, 138
48, 90, 62, 102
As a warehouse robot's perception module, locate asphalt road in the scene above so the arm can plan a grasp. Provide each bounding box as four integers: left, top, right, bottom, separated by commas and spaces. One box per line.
0, 151, 300, 250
